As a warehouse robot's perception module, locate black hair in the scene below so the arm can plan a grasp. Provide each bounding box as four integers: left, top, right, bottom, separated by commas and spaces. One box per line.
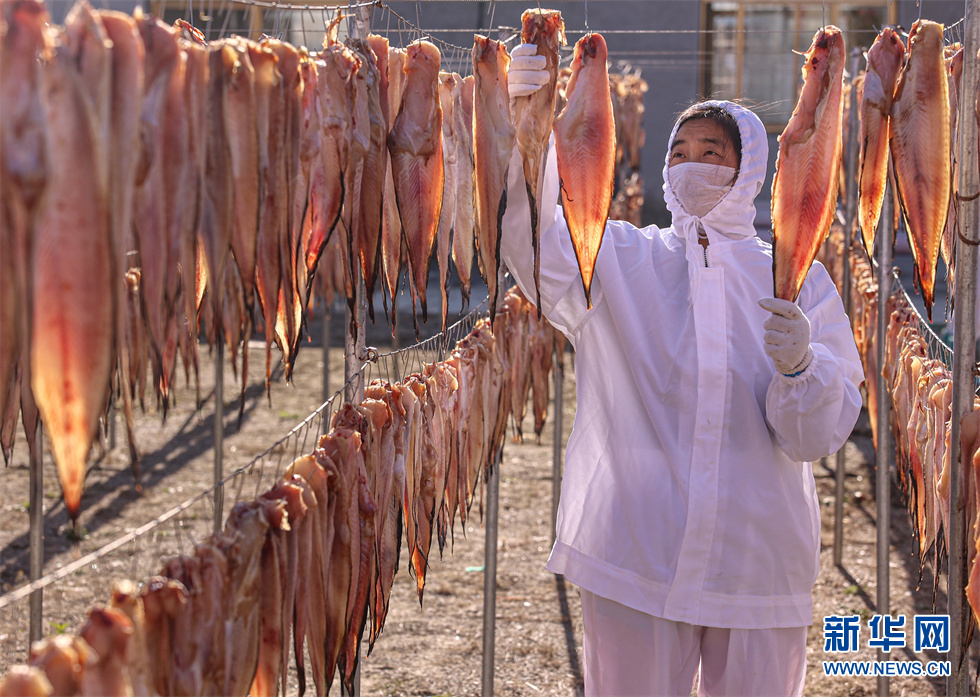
673, 103, 743, 173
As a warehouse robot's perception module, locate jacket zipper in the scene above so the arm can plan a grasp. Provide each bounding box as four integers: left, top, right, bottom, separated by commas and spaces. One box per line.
702, 245, 709, 268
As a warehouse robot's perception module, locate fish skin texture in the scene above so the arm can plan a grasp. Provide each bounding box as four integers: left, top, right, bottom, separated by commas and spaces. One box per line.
437, 71, 459, 332
132, 15, 180, 389
32, 20, 114, 521
858, 27, 904, 259
349, 39, 386, 323
771, 26, 846, 303
247, 41, 284, 394
941, 46, 962, 304
268, 40, 304, 380
381, 48, 407, 321
388, 40, 444, 332
472, 36, 514, 325
890, 19, 950, 321
224, 38, 260, 321
514, 9, 565, 312
553, 32, 616, 309
453, 73, 476, 306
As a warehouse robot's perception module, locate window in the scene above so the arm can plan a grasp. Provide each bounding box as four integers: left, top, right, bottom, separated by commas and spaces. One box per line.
702, 2, 893, 128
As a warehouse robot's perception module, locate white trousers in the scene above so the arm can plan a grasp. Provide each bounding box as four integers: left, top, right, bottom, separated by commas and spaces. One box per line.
580, 590, 807, 697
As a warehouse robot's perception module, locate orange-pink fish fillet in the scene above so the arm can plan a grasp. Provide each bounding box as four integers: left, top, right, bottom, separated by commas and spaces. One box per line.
858, 27, 904, 258
514, 9, 566, 311
32, 31, 114, 521
771, 26, 845, 303
389, 40, 444, 331
553, 32, 616, 309
472, 36, 514, 323
891, 19, 950, 321
381, 48, 407, 320
942, 46, 963, 299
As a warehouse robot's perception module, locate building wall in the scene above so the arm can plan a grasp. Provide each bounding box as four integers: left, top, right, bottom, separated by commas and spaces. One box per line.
46, 0, 141, 23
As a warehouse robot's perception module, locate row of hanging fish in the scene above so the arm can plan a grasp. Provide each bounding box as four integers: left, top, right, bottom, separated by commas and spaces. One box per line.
772, 20, 958, 322
609, 67, 647, 174
816, 223, 980, 647
0, 285, 564, 697
818, 229, 958, 602
798, 20, 962, 323
0, 0, 491, 523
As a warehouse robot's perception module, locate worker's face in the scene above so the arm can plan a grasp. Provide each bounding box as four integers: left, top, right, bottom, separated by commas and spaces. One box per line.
668, 119, 738, 170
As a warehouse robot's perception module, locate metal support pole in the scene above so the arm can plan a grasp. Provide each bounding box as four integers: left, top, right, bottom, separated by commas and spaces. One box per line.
834, 50, 861, 568
551, 349, 564, 549
109, 396, 116, 451
481, 448, 502, 697
323, 305, 331, 405
876, 182, 893, 697
213, 338, 224, 536
28, 423, 43, 646
949, 2, 980, 692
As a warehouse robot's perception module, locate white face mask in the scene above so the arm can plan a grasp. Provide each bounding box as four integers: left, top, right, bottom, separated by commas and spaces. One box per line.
669, 162, 737, 218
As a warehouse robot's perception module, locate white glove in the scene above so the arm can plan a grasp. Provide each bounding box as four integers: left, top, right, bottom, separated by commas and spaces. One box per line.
508, 43, 549, 98
759, 297, 813, 376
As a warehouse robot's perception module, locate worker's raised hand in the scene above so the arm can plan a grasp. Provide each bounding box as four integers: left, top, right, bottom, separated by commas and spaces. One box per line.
758, 297, 813, 377
508, 43, 549, 98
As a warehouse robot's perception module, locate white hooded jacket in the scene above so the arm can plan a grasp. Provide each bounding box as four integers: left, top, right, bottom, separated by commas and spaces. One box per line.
499, 101, 864, 629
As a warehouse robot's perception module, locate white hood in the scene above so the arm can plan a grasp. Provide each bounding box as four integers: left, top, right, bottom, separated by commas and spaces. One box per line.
661, 101, 769, 300
662, 101, 768, 244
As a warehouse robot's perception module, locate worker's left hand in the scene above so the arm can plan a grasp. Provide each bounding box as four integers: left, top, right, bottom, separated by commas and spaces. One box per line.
758, 297, 813, 376
508, 43, 549, 98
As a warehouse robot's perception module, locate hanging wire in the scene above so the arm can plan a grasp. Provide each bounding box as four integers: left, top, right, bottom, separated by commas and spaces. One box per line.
218, 0, 234, 39
888, 267, 955, 372
0, 362, 369, 611
383, 3, 471, 53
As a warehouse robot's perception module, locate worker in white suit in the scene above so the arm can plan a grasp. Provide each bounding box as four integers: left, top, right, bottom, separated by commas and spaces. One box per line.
504, 45, 864, 697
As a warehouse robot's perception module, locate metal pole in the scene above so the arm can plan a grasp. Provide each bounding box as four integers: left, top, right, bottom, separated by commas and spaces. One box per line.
109, 395, 116, 451
322, 305, 331, 404
949, 2, 980, 692
28, 423, 43, 646
551, 348, 564, 549
876, 181, 893, 697
213, 337, 224, 536
481, 448, 501, 696
834, 49, 861, 568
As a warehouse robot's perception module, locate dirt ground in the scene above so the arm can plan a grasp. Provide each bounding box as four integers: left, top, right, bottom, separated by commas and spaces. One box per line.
0, 307, 969, 696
